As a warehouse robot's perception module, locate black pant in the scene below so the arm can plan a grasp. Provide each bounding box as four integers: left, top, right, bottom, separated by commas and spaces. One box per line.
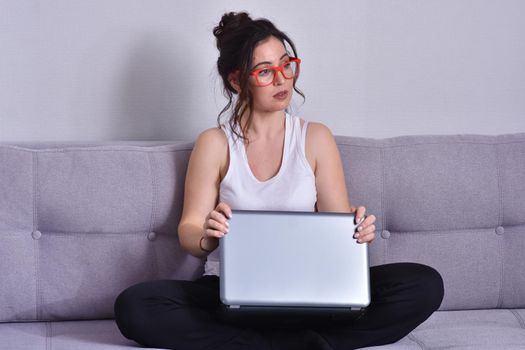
114, 262, 444, 350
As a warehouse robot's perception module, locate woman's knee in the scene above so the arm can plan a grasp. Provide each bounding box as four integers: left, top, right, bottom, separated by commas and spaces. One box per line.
407, 263, 445, 312
378, 262, 444, 312
114, 279, 195, 339
113, 281, 157, 340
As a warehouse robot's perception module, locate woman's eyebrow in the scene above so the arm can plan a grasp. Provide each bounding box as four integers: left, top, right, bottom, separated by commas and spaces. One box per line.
252, 53, 289, 69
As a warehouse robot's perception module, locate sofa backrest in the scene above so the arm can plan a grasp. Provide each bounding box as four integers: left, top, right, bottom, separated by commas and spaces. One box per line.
0, 142, 202, 322
1, 134, 524, 322
337, 133, 525, 311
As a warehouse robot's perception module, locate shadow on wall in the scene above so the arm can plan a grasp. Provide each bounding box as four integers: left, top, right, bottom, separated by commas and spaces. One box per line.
114, 31, 194, 141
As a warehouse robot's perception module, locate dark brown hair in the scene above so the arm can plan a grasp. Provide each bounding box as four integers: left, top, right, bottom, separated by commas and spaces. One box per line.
213, 12, 305, 145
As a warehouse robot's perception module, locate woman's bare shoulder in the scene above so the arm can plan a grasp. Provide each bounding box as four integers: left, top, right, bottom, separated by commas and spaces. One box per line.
198, 126, 227, 142
194, 126, 229, 154
193, 126, 229, 176
303, 120, 334, 147
300, 119, 335, 174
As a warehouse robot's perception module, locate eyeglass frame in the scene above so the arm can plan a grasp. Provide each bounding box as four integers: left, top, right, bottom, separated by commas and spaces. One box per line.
248, 57, 302, 87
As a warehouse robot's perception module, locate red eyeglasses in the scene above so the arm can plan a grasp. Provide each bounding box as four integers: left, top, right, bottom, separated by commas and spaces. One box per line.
249, 57, 301, 87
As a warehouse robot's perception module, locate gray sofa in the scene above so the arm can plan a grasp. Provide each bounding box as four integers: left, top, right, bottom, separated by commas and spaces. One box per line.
1, 132, 525, 350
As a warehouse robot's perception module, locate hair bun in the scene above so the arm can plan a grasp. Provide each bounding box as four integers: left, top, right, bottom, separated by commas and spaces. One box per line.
213, 12, 252, 49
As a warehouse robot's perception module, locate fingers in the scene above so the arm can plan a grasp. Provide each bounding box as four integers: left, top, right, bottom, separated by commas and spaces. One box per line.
205, 213, 229, 238
204, 202, 232, 239
360, 214, 376, 228
216, 202, 233, 219
353, 208, 376, 244
357, 230, 376, 244
354, 223, 375, 241
354, 206, 366, 224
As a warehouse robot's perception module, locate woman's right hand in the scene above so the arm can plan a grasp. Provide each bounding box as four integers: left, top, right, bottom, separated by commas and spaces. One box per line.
204, 202, 233, 238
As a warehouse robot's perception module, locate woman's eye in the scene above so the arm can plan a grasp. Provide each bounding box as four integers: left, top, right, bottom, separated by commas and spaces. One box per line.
258, 69, 271, 77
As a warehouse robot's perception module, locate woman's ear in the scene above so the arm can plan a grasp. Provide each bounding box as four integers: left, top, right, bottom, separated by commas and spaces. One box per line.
228, 71, 241, 93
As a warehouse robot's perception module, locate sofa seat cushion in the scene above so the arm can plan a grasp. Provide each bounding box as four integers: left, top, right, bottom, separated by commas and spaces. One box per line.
0, 319, 160, 350
1, 309, 524, 349
362, 309, 525, 349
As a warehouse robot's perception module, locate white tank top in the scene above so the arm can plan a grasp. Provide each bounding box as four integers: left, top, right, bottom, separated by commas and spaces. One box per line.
203, 112, 317, 276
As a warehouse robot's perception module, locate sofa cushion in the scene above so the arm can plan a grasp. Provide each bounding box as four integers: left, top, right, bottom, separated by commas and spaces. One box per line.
1, 310, 524, 349
337, 133, 525, 310
0, 143, 204, 322
0, 319, 151, 350
394, 309, 525, 350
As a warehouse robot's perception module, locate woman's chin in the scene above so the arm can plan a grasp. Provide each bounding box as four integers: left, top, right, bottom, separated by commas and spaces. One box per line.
257, 104, 291, 114
271, 98, 292, 110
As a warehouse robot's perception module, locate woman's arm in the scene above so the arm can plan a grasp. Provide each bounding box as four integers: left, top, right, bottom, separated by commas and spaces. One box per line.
308, 122, 352, 213
308, 122, 376, 243
177, 128, 228, 257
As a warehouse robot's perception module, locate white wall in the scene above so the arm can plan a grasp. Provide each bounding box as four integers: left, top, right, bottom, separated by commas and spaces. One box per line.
1, 0, 524, 142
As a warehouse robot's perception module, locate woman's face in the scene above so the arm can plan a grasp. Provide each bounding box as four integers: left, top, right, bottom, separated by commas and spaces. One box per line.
247, 36, 295, 114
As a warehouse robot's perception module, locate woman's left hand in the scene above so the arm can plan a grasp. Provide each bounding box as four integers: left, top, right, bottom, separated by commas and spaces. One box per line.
350, 206, 376, 244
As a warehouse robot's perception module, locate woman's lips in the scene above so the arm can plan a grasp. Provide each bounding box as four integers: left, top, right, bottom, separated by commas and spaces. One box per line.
273, 90, 289, 100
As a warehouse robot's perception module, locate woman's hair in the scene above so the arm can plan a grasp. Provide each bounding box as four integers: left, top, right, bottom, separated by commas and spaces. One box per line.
213, 11, 305, 145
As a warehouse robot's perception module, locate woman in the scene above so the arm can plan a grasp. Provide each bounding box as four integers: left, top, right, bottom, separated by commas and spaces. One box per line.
114, 12, 444, 350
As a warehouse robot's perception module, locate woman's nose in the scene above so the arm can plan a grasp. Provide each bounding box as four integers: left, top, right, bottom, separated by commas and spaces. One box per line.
273, 70, 286, 85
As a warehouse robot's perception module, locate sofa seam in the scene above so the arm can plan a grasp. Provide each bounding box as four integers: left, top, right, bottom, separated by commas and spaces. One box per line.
407, 332, 426, 350
36, 230, 164, 236
380, 146, 387, 264
28, 226, 515, 236
510, 309, 525, 329
336, 139, 525, 148
383, 227, 507, 235
495, 143, 504, 309
147, 152, 158, 234
33, 152, 42, 321
0, 147, 195, 153
147, 152, 160, 278
4, 138, 525, 153
32, 152, 38, 236
496, 142, 504, 233
46, 321, 52, 350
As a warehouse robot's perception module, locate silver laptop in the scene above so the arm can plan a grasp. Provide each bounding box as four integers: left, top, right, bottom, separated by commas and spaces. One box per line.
219, 209, 370, 312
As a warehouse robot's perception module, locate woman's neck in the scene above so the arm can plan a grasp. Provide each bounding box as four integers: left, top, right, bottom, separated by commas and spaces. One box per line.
240, 110, 286, 142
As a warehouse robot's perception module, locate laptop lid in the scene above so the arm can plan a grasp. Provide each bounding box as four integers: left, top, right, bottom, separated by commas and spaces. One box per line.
220, 209, 371, 310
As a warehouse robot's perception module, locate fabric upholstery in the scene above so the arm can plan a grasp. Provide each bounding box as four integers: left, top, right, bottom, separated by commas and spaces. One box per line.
337, 133, 525, 310
0, 310, 524, 349
0, 142, 203, 322
1, 134, 525, 349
